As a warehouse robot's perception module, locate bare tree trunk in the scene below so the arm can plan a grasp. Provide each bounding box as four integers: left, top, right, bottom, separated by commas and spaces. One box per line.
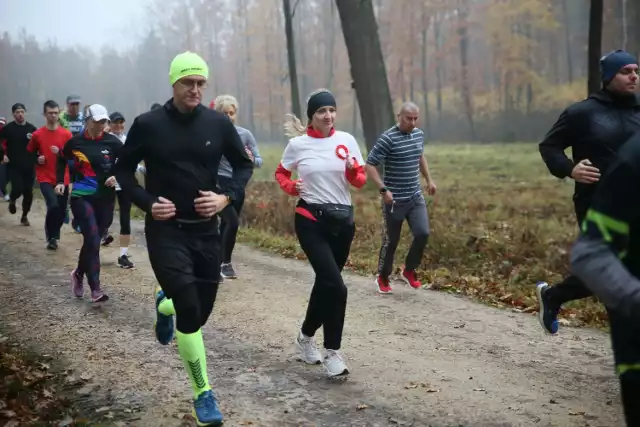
335, 0, 394, 152
325, 2, 337, 88
420, 7, 431, 138
621, 0, 628, 49
561, 0, 574, 83
457, 0, 476, 140
434, 13, 443, 121
588, 0, 604, 95
627, 0, 640, 58
283, 0, 301, 118
241, 0, 255, 131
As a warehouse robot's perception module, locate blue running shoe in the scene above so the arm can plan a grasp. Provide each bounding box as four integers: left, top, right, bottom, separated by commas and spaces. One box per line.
192, 390, 223, 426
536, 282, 559, 335
154, 289, 174, 345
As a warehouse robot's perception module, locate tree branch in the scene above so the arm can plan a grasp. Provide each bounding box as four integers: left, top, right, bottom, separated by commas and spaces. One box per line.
291, 0, 301, 17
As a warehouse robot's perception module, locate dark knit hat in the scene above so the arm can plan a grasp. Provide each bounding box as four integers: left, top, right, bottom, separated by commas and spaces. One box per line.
600, 50, 638, 85
306, 91, 336, 121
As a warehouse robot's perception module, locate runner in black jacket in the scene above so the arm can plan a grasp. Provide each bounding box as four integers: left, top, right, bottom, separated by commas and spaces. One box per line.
115, 51, 253, 427
537, 50, 640, 335
0, 103, 37, 225
570, 132, 640, 426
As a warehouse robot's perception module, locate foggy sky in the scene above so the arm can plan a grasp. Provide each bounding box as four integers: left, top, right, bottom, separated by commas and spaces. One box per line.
1, 0, 148, 50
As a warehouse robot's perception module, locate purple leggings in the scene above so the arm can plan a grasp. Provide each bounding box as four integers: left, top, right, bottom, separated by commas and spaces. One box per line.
70, 195, 114, 291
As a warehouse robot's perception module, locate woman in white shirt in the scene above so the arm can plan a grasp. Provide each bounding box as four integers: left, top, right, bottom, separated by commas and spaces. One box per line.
275, 88, 366, 378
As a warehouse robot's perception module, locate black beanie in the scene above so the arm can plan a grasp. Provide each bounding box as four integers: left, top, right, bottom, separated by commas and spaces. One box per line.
600, 50, 638, 85
306, 91, 336, 121
11, 103, 26, 113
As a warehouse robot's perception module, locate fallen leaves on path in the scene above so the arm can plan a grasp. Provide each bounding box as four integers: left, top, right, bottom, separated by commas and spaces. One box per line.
0, 337, 83, 425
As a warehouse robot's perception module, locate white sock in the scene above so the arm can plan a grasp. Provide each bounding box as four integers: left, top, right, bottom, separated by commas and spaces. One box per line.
120, 247, 128, 257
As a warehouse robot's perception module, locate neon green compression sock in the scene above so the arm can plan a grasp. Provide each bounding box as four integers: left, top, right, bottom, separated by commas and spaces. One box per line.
176, 329, 211, 398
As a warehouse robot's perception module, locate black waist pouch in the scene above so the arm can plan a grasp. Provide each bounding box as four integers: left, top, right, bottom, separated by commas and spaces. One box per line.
298, 200, 354, 228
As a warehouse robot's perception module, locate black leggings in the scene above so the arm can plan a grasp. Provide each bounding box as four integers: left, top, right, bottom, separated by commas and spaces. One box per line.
295, 213, 355, 350
145, 219, 222, 334
608, 308, 640, 425
116, 190, 132, 235
218, 177, 246, 264
104, 190, 132, 236
8, 165, 34, 215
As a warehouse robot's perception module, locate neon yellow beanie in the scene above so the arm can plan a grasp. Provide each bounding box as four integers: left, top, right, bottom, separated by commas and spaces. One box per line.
169, 51, 209, 85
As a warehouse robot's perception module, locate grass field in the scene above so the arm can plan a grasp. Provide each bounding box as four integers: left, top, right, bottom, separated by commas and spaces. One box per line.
238, 142, 607, 328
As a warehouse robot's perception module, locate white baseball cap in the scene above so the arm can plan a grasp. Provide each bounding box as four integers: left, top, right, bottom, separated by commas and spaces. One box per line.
85, 104, 109, 122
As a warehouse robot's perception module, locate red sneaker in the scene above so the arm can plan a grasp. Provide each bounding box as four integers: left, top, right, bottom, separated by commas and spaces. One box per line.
402, 269, 422, 289
376, 276, 393, 294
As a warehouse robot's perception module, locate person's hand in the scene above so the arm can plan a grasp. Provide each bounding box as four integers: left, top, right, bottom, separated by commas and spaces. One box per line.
245, 147, 254, 162
194, 190, 230, 218
54, 184, 65, 195
151, 197, 176, 220
37, 155, 45, 165
382, 190, 393, 205
104, 176, 117, 187
346, 157, 355, 169
295, 179, 303, 193
3, 156, 8, 164
571, 159, 600, 184
426, 180, 437, 196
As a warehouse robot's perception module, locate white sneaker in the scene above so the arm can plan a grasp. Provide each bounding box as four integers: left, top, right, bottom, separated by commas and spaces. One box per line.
323, 349, 349, 377
295, 331, 322, 365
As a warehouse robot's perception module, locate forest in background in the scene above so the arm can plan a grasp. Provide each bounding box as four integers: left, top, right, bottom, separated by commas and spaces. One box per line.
0, 0, 638, 143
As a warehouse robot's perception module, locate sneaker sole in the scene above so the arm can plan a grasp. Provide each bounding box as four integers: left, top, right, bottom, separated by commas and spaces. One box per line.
220, 273, 237, 279
325, 366, 350, 378
375, 279, 393, 294
294, 339, 322, 365
191, 409, 223, 426
535, 282, 557, 335
118, 264, 135, 269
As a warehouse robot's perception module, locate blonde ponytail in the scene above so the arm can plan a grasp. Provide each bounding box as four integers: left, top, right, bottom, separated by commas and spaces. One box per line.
283, 113, 306, 138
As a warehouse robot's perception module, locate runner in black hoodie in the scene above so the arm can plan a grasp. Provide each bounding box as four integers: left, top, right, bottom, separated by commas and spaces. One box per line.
537, 49, 640, 335
0, 103, 38, 225
115, 51, 253, 426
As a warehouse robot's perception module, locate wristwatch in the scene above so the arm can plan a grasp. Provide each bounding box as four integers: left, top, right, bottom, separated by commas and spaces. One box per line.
379, 187, 387, 194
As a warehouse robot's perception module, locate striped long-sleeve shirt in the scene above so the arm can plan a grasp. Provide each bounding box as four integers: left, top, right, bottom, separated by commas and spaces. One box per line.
366, 125, 425, 201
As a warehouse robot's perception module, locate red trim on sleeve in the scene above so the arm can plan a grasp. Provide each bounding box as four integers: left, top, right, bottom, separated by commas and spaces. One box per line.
346, 158, 366, 188
275, 163, 300, 196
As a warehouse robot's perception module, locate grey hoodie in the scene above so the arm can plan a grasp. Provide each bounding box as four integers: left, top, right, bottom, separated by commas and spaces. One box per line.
218, 125, 262, 178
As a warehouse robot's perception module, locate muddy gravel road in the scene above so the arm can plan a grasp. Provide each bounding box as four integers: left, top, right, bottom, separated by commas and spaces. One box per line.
0, 202, 624, 426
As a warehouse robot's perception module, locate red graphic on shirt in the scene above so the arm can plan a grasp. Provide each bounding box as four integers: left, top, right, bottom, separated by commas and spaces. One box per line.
335, 144, 349, 160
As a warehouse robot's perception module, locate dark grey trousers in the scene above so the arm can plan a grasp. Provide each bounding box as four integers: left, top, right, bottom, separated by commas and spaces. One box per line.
377, 193, 430, 279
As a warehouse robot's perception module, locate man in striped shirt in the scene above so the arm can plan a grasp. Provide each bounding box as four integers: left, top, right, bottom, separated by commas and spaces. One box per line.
365, 102, 437, 294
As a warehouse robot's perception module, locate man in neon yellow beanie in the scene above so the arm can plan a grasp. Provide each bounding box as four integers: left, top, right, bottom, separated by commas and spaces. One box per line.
115, 51, 253, 426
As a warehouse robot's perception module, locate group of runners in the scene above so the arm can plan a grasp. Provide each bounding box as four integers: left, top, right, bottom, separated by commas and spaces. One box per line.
0, 47, 638, 425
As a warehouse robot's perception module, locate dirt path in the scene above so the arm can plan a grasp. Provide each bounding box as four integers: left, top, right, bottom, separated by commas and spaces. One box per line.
0, 201, 623, 426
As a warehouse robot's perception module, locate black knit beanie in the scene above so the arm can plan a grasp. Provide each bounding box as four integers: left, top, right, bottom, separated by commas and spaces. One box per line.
600, 50, 638, 86
306, 91, 336, 121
